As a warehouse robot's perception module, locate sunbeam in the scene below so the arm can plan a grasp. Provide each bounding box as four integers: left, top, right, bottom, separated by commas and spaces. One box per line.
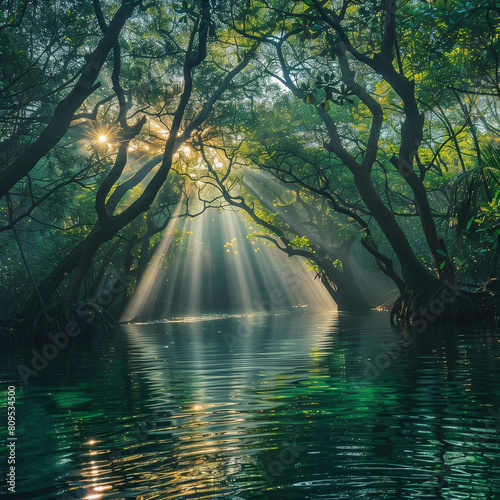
122, 198, 336, 322
120, 198, 187, 322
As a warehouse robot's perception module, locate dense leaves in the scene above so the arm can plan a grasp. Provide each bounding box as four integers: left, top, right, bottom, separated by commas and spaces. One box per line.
1, 0, 500, 329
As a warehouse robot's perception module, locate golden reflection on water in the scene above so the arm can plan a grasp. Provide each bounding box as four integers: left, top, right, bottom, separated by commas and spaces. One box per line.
51, 315, 500, 499
58, 314, 336, 499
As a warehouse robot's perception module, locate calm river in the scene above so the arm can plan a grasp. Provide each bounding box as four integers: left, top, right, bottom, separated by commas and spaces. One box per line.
2, 311, 500, 499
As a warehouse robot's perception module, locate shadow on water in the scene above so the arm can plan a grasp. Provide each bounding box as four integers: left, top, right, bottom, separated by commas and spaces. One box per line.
1, 311, 500, 499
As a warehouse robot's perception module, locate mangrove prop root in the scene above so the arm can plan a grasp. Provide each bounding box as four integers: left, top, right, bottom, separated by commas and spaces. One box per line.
391, 282, 500, 327
2, 304, 117, 344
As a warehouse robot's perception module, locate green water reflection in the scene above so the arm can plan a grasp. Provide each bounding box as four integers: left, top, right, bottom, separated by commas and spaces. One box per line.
1, 311, 500, 499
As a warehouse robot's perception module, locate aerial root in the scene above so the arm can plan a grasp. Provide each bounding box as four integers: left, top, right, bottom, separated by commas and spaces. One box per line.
391, 281, 499, 328
1, 304, 116, 345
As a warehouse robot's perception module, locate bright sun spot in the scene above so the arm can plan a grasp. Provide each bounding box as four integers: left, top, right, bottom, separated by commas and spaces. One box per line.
98, 135, 107, 143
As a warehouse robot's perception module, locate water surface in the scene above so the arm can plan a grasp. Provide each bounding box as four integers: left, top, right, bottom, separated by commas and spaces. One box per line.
2, 311, 500, 499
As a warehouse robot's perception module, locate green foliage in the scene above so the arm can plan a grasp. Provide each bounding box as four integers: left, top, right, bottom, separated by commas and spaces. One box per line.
3, 0, 500, 318
474, 191, 500, 253
290, 236, 311, 249
400, 0, 500, 103
451, 146, 500, 235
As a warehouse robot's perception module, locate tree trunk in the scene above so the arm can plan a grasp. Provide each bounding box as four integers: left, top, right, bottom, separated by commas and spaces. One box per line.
319, 259, 372, 311
20, 238, 87, 321
352, 168, 440, 294
87, 239, 121, 298
58, 232, 106, 311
